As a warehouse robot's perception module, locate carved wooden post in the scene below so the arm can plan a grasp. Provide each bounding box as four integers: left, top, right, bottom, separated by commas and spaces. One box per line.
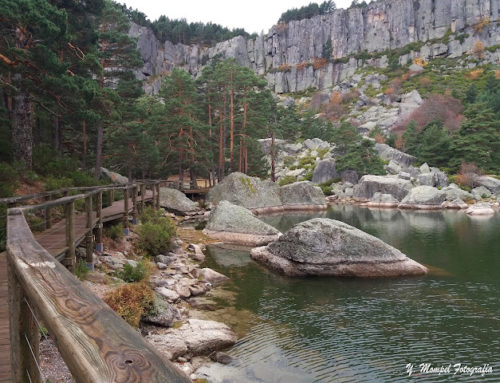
64, 201, 75, 272
140, 184, 146, 214
123, 187, 129, 236
8, 258, 40, 383
85, 195, 94, 270
95, 191, 103, 252
155, 182, 160, 210
132, 186, 138, 224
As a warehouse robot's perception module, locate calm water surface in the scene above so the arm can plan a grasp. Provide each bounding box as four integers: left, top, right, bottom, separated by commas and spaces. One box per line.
200, 206, 500, 382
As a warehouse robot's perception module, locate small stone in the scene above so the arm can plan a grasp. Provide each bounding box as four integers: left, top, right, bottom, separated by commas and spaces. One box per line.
157, 262, 167, 270
210, 351, 233, 365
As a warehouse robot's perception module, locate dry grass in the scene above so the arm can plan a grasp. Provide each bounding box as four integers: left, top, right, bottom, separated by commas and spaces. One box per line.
104, 282, 155, 327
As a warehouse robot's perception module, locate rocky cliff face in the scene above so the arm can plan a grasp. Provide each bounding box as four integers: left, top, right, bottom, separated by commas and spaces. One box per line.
130, 0, 500, 94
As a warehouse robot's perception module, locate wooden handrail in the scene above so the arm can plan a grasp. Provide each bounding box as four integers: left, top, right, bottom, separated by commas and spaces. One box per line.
5, 181, 190, 382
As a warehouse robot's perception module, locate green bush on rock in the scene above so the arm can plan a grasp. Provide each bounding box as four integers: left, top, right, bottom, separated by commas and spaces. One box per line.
136, 217, 176, 256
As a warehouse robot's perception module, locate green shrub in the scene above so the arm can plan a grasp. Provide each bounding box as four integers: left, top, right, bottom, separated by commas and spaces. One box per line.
105, 223, 124, 241
115, 260, 149, 283
0, 162, 18, 198
279, 175, 297, 186
194, 221, 206, 231
302, 171, 313, 181
298, 156, 316, 168
320, 185, 333, 195
136, 218, 176, 256
140, 206, 165, 224
75, 259, 89, 281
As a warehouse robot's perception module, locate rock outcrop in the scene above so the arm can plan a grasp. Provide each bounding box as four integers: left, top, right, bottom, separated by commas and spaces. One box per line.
203, 200, 281, 246
159, 188, 200, 215
475, 176, 500, 194
398, 186, 446, 209
100, 167, 128, 184
208, 172, 327, 213
130, 0, 499, 93
207, 172, 282, 213
250, 218, 427, 277
279, 181, 326, 210
312, 159, 338, 184
353, 175, 412, 202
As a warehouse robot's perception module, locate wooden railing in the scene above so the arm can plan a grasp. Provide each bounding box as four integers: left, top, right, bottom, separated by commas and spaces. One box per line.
4, 181, 190, 383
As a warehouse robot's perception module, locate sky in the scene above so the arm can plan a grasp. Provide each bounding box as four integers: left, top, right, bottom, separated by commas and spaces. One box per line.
120, 0, 354, 35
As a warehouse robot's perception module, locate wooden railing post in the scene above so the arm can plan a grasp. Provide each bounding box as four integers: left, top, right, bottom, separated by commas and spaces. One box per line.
7, 257, 40, 383
155, 182, 160, 210
95, 191, 103, 252
44, 195, 52, 230
140, 184, 145, 214
123, 187, 129, 235
132, 185, 138, 224
151, 183, 156, 210
85, 195, 94, 270
64, 201, 75, 272
108, 189, 114, 207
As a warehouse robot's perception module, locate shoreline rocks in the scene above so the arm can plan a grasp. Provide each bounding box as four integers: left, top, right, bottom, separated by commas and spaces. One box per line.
250, 218, 428, 277
398, 186, 446, 209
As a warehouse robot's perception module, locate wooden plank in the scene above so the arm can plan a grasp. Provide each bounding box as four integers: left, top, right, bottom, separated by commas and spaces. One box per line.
6, 209, 190, 383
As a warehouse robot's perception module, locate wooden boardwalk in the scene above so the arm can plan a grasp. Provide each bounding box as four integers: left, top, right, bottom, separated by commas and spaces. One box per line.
0, 252, 13, 383
35, 192, 152, 259
0, 190, 154, 381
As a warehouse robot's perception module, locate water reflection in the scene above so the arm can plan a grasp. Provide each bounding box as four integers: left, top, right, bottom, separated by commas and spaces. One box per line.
200, 206, 500, 382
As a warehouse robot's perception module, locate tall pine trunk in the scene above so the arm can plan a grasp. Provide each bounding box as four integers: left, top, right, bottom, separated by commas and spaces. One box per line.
218, 109, 224, 182
12, 89, 33, 169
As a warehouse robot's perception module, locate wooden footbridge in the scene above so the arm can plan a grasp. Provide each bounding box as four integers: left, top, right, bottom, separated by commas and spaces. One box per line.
0, 181, 191, 383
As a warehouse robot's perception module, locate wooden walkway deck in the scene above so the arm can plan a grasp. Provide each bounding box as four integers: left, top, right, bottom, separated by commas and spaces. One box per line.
0, 252, 13, 383
0, 190, 154, 381
35, 192, 152, 259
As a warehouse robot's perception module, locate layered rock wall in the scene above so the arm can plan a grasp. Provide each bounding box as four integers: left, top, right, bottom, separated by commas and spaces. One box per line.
130, 0, 500, 93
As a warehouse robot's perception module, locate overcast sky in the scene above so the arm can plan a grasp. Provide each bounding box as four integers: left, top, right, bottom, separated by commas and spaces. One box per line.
120, 0, 354, 34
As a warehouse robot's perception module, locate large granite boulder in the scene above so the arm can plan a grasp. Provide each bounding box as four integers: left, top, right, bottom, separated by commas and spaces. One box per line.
374, 143, 417, 167
203, 201, 281, 246
341, 170, 359, 184
312, 159, 338, 184
398, 186, 446, 209
100, 167, 128, 184
353, 175, 412, 202
146, 319, 237, 360
442, 184, 473, 201
279, 181, 326, 210
250, 218, 427, 277
474, 176, 500, 194
472, 186, 492, 200
159, 188, 199, 215
207, 172, 282, 213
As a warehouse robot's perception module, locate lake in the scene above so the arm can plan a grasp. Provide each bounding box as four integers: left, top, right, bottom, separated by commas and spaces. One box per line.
198, 205, 500, 382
